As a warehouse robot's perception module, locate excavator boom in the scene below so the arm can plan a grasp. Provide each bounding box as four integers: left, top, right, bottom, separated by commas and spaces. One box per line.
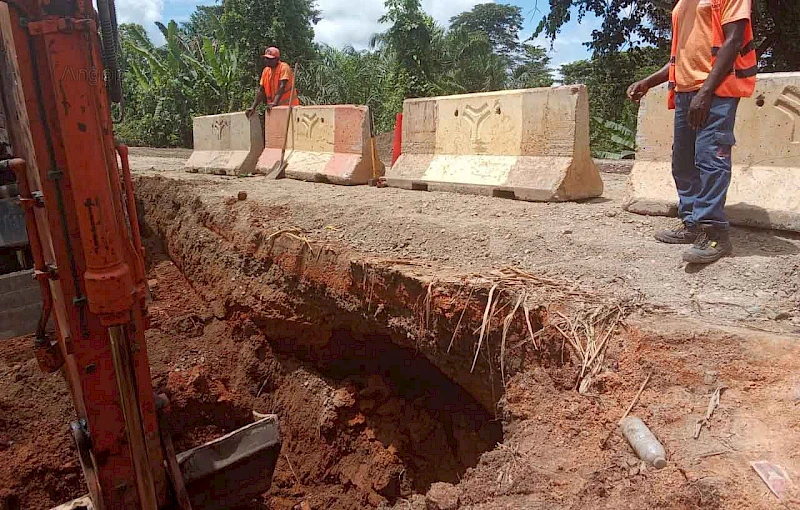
0, 2, 280, 509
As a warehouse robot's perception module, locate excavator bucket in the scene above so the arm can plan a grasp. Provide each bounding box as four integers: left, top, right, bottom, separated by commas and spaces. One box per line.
51, 415, 281, 510
178, 415, 282, 510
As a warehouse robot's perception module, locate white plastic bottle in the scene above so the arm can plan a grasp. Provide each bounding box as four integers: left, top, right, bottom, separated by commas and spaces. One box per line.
620, 416, 667, 469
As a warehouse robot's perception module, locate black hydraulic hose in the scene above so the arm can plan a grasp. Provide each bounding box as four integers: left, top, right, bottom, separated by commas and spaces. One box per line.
97, 0, 123, 103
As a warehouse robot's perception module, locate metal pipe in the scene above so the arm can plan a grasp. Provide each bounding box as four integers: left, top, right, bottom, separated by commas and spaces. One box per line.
116, 145, 145, 260
108, 326, 159, 510
2, 158, 63, 371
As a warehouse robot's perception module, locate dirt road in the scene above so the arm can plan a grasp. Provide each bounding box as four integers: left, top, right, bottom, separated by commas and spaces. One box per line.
128, 148, 800, 335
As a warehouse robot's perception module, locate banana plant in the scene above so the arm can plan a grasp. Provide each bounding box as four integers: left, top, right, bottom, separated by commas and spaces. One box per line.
592, 118, 637, 160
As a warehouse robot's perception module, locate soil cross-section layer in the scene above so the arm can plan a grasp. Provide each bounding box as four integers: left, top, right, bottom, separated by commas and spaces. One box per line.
0, 149, 798, 510
128, 148, 800, 335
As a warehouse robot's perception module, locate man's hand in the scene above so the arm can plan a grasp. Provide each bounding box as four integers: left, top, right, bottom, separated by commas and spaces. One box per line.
245, 107, 255, 118
265, 104, 273, 113
688, 89, 713, 130
627, 80, 650, 104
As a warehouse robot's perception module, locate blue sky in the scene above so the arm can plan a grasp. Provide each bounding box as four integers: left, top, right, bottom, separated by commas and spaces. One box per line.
115, 0, 600, 70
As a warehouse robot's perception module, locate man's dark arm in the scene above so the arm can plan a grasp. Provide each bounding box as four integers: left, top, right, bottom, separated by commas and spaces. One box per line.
271, 80, 288, 107
627, 62, 671, 104
246, 87, 266, 117
689, 19, 748, 129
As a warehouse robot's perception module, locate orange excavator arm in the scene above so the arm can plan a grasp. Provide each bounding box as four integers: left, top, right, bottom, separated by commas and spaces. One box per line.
1, 1, 165, 508
0, 2, 280, 509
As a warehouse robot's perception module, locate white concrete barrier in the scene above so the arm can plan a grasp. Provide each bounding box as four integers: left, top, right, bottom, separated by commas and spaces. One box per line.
386, 86, 604, 201
185, 112, 263, 176
256, 105, 384, 184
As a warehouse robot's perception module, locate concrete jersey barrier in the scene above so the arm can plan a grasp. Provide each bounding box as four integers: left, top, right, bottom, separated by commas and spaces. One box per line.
386, 86, 604, 201
624, 72, 800, 232
185, 112, 263, 176
0, 270, 42, 340
256, 105, 384, 185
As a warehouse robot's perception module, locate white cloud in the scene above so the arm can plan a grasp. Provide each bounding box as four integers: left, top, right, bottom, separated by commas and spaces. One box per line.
314, 0, 386, 49
314, 0, 487, 49
118, 0, 557, 51
114, 0, 164, 31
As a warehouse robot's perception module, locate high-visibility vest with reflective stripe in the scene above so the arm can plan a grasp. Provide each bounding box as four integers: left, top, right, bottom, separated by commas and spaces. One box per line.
668, 0, 757, 110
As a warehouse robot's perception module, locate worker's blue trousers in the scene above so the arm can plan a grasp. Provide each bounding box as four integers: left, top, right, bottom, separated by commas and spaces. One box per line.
672, 92, 740, 230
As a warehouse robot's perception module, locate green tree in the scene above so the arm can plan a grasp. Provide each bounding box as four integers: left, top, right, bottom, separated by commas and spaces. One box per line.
116, 21, 250, 147
536, 0, 675, 57
436, 28, 508, 94
372, 0, 439, 98
509, 44, 554, 89
183, 5, 224, 39
299, 45, 403, 132
559, 58, 592, 86
561, 47, 665, 157
752, 0, 800, 71
447, 3, 552, 90
449, 3, 524, 58
535, 0, 800, 70
218, 0, 320, 74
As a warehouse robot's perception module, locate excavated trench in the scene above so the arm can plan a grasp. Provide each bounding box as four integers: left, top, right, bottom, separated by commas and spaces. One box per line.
4, 173, 798, 510
157, 319, 506, 507
276, 328, 504, 493
133, 176, 530, 509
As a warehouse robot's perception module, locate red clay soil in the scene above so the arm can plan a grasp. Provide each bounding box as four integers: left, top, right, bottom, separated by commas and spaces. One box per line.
2, 178, 800, 510
1, 238, 501, 510
0, 336, 81, 510
134, 174, 800, 510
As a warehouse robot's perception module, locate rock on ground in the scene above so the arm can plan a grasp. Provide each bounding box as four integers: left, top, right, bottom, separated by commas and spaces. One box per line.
425, 482, 459, 510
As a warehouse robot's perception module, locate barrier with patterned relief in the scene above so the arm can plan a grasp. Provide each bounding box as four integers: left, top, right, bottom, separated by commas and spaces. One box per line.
386, 86, 604, 202
256, 105, 384, 185
624, 72, 800, 232
185, 112, 263, 176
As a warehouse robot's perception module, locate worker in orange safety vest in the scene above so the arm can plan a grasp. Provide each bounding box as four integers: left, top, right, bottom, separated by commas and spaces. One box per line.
627, 0, 757, 265
246, 46, 300, 118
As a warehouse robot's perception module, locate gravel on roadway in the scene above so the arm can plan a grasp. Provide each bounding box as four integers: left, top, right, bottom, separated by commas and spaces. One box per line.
129, 148, 800, 336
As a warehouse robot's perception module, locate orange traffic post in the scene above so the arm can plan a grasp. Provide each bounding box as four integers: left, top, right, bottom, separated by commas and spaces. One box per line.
391, 113, 403, 167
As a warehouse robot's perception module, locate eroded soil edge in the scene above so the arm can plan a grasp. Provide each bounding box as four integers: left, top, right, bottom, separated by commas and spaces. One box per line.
137, 176, 800, 509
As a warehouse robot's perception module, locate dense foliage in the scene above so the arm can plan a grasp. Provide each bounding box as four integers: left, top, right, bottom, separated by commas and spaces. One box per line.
115, 1, 553, 147
534, 0, 800, 68
561, 47, 666, 157
115, 0, 798, 157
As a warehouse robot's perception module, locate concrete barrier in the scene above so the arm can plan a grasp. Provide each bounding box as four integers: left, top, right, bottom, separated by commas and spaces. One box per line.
185, 112, 263, 176
624, 72, 800, 232
0, 270, 41, 340
0, 196, 27, 249
256, 105, 384, 184
386, 86, 604, 201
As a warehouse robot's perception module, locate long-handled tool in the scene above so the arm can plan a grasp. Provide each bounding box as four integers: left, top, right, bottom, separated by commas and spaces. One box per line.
264, 63, 300, 180
368, 109, 379, 186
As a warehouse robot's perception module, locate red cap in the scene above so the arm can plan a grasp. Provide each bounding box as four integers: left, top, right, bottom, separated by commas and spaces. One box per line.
263, 47, 280, 59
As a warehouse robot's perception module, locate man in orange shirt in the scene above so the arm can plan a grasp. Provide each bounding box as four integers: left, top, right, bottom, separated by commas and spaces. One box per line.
246, 46, 300, 118
627, 0, 757, 264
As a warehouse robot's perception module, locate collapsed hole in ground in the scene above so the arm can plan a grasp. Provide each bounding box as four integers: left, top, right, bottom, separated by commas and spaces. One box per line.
140, 226, 504, 505
265, 326, 505, 499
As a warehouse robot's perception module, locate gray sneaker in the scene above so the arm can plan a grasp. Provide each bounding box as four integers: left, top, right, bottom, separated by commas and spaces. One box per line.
655, 222, 700, 245
682, 228, 732, 264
